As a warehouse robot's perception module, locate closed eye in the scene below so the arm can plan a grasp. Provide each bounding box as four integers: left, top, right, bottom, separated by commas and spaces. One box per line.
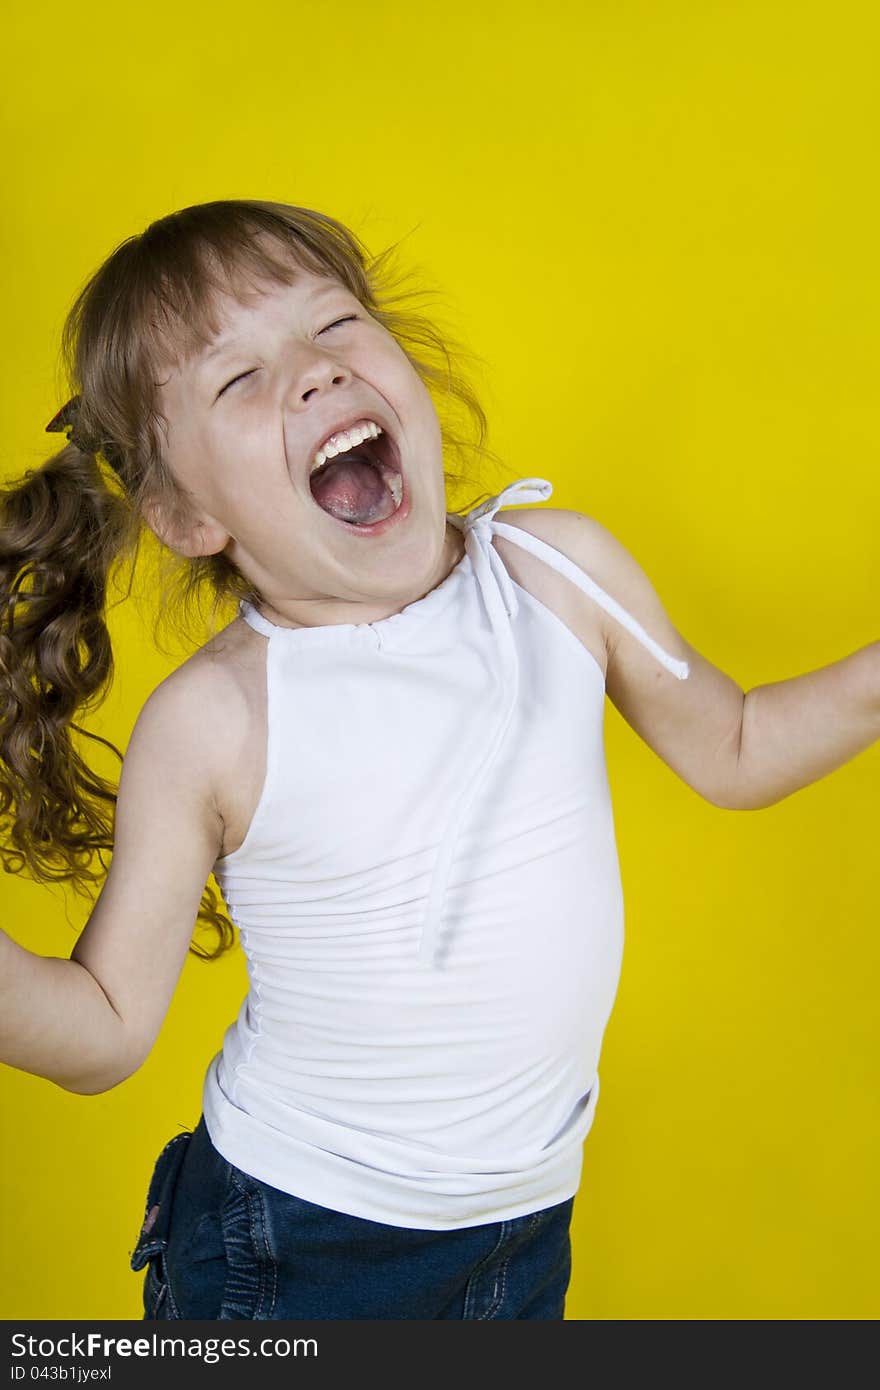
216, 316, 359, 398
217, 369, 256, 397
319, 315, 358, 333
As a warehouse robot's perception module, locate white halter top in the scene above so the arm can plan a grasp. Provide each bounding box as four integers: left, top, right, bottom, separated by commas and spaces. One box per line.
204, 477, 688, 1228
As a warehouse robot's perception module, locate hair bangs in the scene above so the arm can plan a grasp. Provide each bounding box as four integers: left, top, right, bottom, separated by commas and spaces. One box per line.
136, 225, 328, 375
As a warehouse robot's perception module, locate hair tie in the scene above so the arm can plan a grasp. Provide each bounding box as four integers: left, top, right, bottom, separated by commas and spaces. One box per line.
45, 395, 96, 456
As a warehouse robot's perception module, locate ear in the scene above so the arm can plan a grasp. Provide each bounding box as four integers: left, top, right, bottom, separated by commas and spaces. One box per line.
142, 495, 230, 558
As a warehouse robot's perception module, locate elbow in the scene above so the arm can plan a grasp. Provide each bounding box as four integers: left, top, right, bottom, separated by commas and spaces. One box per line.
63, 1075, 130, 1097
59, 1053, 145, 1096
704, 784, 776, 812
698, 696, 760, 809
60, 1076, 122, 1096
713, 689, 784, 810
701, 766, 766, 811
705, 701, 773, 810
704, 791, 750, 812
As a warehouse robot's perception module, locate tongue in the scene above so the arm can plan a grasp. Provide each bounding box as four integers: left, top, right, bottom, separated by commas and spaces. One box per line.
310, 454, 397, 526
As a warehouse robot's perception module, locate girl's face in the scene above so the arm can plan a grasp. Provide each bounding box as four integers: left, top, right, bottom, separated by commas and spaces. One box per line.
154, 262, 464, 628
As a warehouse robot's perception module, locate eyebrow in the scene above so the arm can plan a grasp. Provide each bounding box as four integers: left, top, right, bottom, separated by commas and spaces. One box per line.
197, 281, 346, 367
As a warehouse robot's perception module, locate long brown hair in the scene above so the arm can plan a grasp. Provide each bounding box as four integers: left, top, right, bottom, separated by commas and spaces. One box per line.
0, 199, 503, 961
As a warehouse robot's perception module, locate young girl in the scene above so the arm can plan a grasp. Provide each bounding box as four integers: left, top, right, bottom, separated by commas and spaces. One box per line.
1, 198, 877, 1322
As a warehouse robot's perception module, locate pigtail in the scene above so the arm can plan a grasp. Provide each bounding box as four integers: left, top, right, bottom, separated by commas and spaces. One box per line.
0, 440, 126, 888
0, 440, 234, 958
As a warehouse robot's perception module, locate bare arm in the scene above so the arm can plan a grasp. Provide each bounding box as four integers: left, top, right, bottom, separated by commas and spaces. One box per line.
0, 662, 227, 1094
734, 644, 880, 809
0, 932, 130, 1095
518, 508, 880, 810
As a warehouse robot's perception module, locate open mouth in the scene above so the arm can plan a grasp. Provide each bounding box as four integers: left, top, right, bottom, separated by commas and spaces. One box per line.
308, 428, 405, 531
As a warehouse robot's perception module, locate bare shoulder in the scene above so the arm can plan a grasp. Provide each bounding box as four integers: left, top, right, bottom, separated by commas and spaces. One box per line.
496, 504, 615, 564
495, 504, 677, 661
491, 504, 616, 675
130, 614, 268, 855
136, 614, 263, 746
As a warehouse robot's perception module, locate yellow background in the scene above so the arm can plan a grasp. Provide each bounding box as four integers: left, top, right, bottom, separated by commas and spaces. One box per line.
2, 0, 879, 1320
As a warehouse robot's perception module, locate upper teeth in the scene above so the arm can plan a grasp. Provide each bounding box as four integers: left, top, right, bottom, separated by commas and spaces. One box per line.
311, 419, 383, 474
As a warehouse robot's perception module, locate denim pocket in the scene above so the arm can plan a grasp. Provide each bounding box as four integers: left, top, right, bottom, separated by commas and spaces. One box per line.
129, 1130, 193, 1319
216, 1167, 278, 1320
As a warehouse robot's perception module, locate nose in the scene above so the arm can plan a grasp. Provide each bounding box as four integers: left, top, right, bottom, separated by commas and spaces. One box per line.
284, 343, 352, 407
282, 350, 353, 474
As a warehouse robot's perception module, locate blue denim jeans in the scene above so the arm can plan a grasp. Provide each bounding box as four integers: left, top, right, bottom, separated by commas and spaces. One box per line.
129, 1114, 575, 1320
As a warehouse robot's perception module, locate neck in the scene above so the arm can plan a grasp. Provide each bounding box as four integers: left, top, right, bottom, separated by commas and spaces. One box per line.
252, 520, 467, 631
